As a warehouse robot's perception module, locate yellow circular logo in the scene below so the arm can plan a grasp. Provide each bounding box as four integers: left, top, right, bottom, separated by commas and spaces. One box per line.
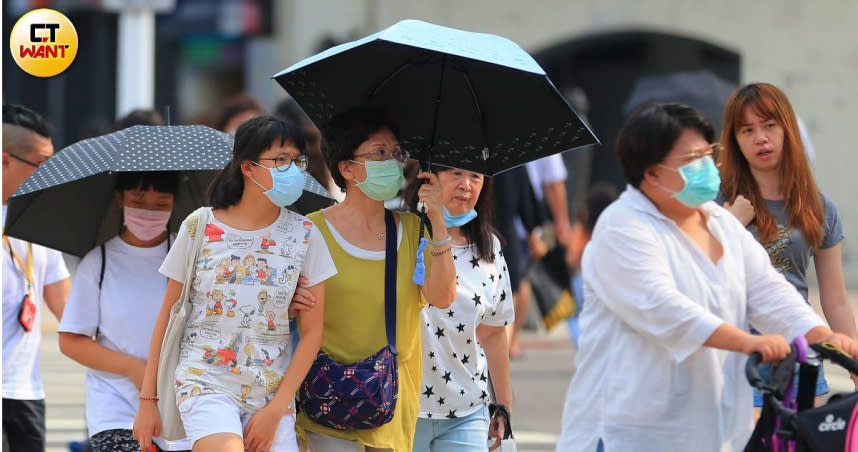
9, 9, 78, 78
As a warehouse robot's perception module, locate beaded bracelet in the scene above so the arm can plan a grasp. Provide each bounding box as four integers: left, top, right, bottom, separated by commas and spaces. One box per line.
431, 235, 452, 247
431, 246, 452, 257
139, 395, 159, 402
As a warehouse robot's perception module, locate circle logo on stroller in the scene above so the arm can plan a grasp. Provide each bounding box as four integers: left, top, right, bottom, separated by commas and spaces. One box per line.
818, 413, 846, 432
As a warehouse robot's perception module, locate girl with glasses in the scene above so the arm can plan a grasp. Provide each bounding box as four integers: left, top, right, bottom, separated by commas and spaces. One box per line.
133, 116, 337, 452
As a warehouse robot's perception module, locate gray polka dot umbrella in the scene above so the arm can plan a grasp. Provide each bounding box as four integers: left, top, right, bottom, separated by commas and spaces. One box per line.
4, 125, 335, 257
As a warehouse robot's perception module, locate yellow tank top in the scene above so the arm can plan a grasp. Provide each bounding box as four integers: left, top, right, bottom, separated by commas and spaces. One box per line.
297, 210, 430, 451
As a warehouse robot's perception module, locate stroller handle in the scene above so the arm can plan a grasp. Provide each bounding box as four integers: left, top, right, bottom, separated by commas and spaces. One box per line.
745, 351, 765, 389
745, 342, 858, 390
809, 342, 858, 375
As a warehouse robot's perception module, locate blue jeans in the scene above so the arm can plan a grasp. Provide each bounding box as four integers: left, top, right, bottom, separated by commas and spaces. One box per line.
413, 406, 490, 452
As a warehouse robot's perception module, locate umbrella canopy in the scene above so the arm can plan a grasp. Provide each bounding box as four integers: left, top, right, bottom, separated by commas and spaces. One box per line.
4, 125, 335, 257
623, 70, 736, 134
274, 19, 598, 175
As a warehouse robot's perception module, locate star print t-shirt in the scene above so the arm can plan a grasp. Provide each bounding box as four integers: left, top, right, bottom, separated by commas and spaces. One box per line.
159, 208, 336, 411
418, 235, 514, 419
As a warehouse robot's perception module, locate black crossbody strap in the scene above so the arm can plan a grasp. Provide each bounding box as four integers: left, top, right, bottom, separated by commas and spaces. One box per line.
383, 210, 397, 349
99, 244, 106, 290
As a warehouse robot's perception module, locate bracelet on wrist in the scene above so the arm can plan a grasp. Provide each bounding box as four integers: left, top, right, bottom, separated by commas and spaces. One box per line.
431, 246, 452, 257
431, 235, 452, 247
139, 395, 159, 402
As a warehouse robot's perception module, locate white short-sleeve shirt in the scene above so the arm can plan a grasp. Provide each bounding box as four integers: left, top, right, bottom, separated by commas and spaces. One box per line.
159, 208, 336, 412
58, 236, 191, 450
2, 205, 70, 400
525, 154, 568, 201
418, 235, 514, 419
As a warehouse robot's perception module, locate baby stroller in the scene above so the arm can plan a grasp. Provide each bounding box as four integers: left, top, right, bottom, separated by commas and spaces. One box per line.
745, 336, 858, 452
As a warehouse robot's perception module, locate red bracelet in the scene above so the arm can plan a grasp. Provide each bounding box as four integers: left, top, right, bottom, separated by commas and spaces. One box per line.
139, 395, 159, 401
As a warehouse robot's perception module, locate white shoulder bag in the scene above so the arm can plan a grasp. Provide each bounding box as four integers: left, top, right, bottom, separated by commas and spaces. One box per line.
156, 207, 209, 440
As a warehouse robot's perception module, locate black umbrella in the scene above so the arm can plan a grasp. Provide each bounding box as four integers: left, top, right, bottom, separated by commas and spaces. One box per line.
274, 19, 598, 176
623, 70, 736, 134
4, 125, 335, 257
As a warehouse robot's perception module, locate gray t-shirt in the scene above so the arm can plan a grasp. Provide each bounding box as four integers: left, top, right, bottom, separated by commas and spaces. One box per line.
718, 193, 843, 301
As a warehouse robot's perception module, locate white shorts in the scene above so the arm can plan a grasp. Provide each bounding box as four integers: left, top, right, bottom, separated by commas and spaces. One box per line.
178, 394, 298, 452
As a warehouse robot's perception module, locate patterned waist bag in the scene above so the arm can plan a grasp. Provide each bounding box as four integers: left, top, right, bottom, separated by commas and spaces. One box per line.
299, 210, 399, 430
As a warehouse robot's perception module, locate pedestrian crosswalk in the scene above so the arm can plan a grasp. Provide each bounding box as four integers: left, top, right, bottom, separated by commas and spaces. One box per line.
40, 328, 856, 452
41, 333, 88, 452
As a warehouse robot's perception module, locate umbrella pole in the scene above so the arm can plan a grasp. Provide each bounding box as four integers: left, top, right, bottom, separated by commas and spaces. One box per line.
418, 53, 447, 239
412, 54, 447, 286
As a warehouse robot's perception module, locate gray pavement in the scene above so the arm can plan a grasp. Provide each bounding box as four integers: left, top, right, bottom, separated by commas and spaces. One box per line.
39, 329, 573, 452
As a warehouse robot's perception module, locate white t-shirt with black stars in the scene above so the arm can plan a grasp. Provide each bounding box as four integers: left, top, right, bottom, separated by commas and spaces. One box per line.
418, 235, 514, 419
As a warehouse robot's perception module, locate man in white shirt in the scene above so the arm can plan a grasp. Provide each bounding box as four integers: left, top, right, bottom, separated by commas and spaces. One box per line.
3, 104, 71, 452
508, 154, 573, 357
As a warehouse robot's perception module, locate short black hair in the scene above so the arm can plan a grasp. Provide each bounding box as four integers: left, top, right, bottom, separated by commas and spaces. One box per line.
116, 171, 180, 196
615, 102, 714, 188
3, 104, 51, 138
322, 104, 399, 190
207, 116, 307, 209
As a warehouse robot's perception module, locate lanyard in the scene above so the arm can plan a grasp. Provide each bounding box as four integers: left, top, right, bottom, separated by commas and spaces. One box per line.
3, 236, 34, 293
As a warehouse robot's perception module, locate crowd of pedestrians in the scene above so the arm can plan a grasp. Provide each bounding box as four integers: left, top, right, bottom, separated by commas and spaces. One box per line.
4, 78, 858, 452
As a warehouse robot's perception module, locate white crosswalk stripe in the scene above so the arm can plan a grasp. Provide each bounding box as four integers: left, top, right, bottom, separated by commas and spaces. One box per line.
41, 332, 88, 452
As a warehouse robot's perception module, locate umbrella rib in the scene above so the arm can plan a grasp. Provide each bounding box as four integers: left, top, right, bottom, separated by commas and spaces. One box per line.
369, 62, 413, 100
426, 53, 447, 166
461, 68, 491, 173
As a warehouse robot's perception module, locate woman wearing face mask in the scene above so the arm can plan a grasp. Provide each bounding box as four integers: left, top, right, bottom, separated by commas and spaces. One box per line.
132, 116, 336, 452
294, 104, 456, 452
403, 167, 514, 451
719, 83, 858, 406
555, 103, 858, 452
58, 171, 192, 452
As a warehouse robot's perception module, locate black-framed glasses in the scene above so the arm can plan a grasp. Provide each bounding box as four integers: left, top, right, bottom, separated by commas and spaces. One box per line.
256, 153, 309, 172
352, 149, 409, 162
8, 153, 40, 168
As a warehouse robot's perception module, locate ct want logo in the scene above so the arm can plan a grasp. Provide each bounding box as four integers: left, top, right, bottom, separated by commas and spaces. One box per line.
9, 8, 78, 78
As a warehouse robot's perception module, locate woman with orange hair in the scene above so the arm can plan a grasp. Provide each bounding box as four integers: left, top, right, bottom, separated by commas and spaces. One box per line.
719, 82, 858, 404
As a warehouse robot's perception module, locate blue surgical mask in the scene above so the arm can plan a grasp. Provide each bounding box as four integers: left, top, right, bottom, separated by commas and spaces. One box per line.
250, 161, 305, 206
443, 207, 478, 227
657, 156, 721, 208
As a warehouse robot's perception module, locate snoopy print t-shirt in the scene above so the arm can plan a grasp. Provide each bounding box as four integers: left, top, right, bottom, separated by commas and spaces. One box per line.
159, 208, 336, 411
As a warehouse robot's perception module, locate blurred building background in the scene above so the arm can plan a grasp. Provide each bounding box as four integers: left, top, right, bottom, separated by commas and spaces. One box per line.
4, 0, 857, 281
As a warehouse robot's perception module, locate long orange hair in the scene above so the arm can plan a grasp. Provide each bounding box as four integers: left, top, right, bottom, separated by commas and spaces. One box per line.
718, 83, 824, 247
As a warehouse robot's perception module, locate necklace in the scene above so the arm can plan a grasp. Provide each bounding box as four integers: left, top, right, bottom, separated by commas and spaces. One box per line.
377, 233, 385, 240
